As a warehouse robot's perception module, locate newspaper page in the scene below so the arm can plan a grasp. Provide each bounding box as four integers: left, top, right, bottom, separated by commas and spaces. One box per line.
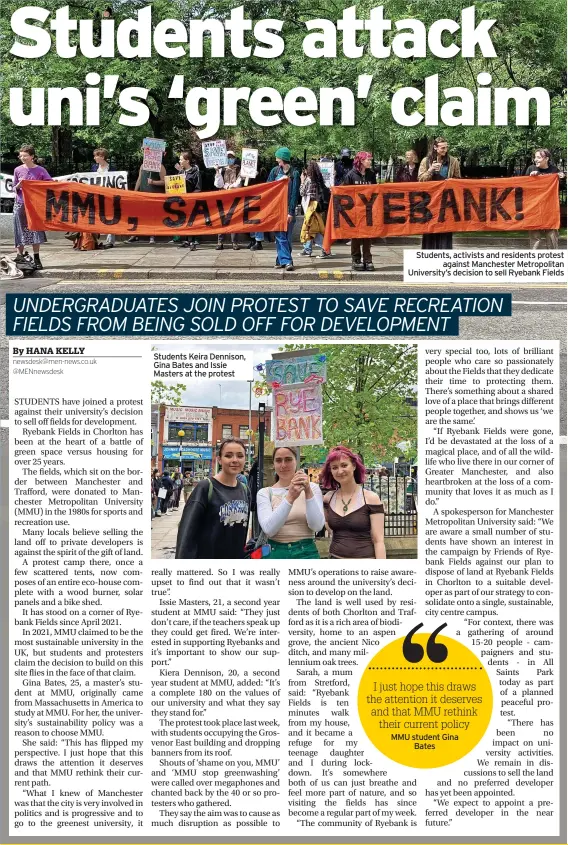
1, 1, 566, 845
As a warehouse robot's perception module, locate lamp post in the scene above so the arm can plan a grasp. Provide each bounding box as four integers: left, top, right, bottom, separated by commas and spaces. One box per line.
247, 379, 254, 466
178, 429, 185, 473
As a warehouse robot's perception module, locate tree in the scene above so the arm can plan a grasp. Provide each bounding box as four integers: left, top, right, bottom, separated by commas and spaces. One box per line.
151, 380, 185, 406
262, 344, 417, 464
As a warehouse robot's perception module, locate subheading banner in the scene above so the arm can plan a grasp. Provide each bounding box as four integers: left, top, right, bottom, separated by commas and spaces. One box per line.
21, 179, 288, 236
6, 293, 512, 337
323, 175, 560, 250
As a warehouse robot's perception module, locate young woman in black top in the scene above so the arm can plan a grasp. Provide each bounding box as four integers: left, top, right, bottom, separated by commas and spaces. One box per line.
321, 447, 385, 559
342, 151, 376, 271
175, 439, 249, 559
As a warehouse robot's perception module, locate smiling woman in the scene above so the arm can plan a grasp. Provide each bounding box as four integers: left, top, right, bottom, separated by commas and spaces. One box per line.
176, 438, 249, 560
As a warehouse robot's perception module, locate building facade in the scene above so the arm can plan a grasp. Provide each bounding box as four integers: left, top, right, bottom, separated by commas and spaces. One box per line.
158, 404, 272, 476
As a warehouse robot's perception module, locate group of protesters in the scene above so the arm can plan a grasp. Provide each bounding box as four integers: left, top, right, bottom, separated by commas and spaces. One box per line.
171, 440, 386, 561
10, 139, 564, 271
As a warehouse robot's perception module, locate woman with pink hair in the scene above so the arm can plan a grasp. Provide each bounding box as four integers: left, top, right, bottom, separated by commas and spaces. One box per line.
341, 151, 376, 271
321, 446, 385, 559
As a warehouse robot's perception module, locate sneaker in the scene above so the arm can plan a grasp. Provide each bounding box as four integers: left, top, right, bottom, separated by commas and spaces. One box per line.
216, 243, 224, 250
178, 241, 191, 249
250, 241, 263, 251
190, 242, 197, 251
284, 263, 295, 271
103, 243, 114, 250
364, 262, 375, 271
33, 255, 43, 270
298, 250, 312, 257
352, 261, 365, 271
274, 261, 281, 268
318, 251, 333, 259
149, 237, 155, 244
154, 512, 161, 517
232, 243, 240, 250
127, 236, 139, 243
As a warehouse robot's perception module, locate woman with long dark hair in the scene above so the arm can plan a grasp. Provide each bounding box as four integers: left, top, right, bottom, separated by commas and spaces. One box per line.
342, 151, 376, 270
418, 137, 461, 249
321, 446, 385, 559
256, 446, 324, 559
299, 159, 331, 258
12, 145, 53, 269
176, 439, 249, 559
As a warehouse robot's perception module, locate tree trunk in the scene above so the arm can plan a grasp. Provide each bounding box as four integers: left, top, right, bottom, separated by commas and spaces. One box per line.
51, 127, 73, 173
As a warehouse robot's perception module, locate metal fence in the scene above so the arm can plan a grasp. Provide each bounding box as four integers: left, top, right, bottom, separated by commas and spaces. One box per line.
364, 475, 417, 537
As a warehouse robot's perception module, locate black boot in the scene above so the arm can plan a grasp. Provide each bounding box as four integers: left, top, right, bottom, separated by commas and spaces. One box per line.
34, 255, 43, 270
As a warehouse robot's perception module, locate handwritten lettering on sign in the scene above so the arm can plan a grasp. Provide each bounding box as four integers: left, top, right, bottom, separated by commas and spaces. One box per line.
274, 384, 323, 446
266, 355, 326, 386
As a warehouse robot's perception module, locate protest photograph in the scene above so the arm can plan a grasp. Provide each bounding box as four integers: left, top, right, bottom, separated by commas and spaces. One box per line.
150, 342, 418, 560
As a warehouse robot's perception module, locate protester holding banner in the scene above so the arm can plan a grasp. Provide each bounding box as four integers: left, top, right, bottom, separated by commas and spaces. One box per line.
321, 447, 386, 559
214, 154, 243, 250
342, 151, 376, 271
91, 148, 116, 249
299, 160, 331, 258
395, 150, 420, 183
12, 145, 52, 270
175, 439, 249, 560
257, 446, 324, 559
418, 137, 461, 250
267, 148, 300, 271
127, 141, 167, 245
525, 149, 561, 249
175, 151, 202, 249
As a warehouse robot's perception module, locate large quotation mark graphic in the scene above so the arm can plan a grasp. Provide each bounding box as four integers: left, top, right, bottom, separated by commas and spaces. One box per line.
402, 623, 448, 664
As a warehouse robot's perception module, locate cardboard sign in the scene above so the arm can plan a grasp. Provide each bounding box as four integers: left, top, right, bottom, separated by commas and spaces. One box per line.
274, 384, 323, 446
22, 179, 288, 237
266, 355, 327, 386
202, 140, 228, 169
142, 138, 166, 172
165, 174, 187, 195
55, 171, 128, 189
241, 148, 259, 179
319, 160, 335, 188
323, 175, 561, 250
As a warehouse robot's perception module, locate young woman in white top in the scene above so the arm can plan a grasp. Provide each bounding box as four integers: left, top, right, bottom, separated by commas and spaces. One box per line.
256, 446, 324, 558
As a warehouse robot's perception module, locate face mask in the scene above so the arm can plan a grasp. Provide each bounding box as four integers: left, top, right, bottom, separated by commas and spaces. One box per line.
227, 157, 235, 165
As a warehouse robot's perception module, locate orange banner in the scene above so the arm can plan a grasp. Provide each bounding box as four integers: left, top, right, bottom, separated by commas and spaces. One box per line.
22, 179, 288, 236
323, 175, 560, 251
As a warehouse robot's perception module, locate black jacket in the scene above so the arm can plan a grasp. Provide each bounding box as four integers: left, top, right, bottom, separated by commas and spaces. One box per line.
342, 167, 376, 186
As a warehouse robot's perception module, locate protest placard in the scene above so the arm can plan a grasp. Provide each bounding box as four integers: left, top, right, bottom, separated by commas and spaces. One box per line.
319, 160, 335, 188
266, 354, 327, 386
54, 171, 128, 189
273, 383, 323, 446
202, 140, 228, 168
142, 138, 166, 172
0, 173, 14, 198
323, 175, 561, 250
22, 179, 288, 237
165, 174, 186, 195
241, 148, 259, 179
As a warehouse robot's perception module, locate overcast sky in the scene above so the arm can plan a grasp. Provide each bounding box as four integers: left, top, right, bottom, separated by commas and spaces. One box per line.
155, 341, 283, 409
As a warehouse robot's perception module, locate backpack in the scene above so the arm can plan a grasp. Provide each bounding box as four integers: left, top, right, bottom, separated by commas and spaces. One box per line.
13, 251, 36, 276
318, 181, 331, 212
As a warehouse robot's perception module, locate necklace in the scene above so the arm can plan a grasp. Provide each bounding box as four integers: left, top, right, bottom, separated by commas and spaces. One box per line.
339, 485, 360, 514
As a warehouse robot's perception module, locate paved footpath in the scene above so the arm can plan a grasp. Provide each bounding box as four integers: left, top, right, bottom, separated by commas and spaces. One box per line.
8, 234, 562, 283
151, 503, 183, 560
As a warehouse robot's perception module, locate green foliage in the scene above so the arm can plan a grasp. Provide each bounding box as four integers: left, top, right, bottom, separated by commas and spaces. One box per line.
151, 380, 185, 405
1, 0, 565, 162
265, 344, 417, 464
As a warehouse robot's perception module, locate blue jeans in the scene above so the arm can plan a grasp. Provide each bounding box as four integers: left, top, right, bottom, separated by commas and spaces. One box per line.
275, 216, 295, 266
252, 232, 264, 241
